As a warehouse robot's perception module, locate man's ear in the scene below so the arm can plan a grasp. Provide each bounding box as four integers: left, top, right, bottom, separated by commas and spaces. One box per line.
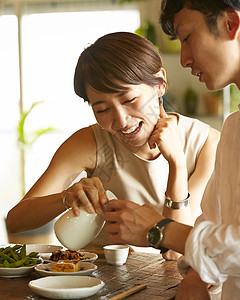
155, 68, 167, 96
226, 9, 240, 40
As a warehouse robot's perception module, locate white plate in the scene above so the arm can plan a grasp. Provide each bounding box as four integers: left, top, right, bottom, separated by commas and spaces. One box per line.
47, 251, 98, 263
28, 275, 105, 299
35, 262, 97, 277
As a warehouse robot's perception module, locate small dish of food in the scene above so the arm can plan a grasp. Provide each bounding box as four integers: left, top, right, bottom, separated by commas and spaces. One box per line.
48, 249, 98, 263
28, 275, 105, 299
0, 244, 42, 278
35, 261, 97, 277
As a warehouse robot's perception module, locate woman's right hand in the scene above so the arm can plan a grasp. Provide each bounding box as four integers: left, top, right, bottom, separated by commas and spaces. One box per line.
62, 177, 108, 216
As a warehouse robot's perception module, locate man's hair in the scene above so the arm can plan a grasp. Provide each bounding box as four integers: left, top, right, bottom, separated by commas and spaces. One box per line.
160, 0, 240, 40
74, 32, 164, 103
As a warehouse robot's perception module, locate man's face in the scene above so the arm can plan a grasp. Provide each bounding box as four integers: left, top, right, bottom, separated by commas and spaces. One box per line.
174, 7, 239, 91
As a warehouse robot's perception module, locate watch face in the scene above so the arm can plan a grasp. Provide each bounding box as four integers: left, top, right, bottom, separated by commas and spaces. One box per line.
147, 227, 160, 247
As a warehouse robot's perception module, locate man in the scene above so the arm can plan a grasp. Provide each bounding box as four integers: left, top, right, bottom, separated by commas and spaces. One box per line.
104, 1, 240, 299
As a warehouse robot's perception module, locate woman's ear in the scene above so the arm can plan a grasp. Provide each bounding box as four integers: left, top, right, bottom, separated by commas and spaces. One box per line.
155, 68, 167, 96
226, 9, 240, 40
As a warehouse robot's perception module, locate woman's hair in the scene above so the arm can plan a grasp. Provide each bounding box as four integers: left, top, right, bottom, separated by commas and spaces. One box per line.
74, 32, 165, 103
160, 0, 239, 40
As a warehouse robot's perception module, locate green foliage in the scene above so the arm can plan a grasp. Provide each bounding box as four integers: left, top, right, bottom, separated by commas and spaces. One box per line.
230, 84, 240, 113
17, 101, 56, 147
135, 21, 159, 50
212, 85, 239, 113
135, 21, 156, 45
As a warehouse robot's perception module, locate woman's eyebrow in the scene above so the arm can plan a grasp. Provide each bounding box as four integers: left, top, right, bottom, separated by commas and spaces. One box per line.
91, 90, 130, 107
117, 90, 130, 97
91, 100, 105, 107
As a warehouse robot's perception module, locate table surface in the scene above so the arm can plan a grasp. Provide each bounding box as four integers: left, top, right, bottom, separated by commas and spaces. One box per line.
0, 252, 221, 300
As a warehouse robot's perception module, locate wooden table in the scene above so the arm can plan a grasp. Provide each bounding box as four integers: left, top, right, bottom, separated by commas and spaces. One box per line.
0, 252, 221, 300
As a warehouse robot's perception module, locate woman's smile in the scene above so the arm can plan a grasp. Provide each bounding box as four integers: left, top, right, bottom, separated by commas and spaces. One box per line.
117, 121, 143, 139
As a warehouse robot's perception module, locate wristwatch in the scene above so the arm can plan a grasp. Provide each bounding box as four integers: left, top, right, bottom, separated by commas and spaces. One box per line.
147, 218, 174, 253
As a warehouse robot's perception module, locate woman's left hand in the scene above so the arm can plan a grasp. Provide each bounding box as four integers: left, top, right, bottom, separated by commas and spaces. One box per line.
148, 108, 184, 164
162, 250, 182, 261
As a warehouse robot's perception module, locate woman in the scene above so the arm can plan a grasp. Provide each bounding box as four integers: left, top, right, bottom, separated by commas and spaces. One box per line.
6, 32, 219, 258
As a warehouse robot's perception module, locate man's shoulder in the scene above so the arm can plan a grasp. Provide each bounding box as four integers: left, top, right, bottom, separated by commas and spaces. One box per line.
222, 110, 240, 127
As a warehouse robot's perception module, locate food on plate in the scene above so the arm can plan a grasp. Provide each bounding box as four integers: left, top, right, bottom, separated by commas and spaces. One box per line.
49, 249, 89, 262
0, 244, 41, 268
52, 260, 81, 272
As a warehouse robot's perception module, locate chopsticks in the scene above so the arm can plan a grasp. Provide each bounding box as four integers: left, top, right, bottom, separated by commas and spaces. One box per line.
108, 283, 147, 300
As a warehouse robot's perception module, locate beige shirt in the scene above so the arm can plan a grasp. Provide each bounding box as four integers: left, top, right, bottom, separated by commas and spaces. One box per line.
179, 107, 240, 299
85, 113, 210, 250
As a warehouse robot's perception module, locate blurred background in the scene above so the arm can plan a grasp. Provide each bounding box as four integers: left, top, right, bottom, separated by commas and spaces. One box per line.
1, 0, 239, 244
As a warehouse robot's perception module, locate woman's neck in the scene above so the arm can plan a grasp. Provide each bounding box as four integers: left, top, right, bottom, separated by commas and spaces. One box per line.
127, 143, 161, 161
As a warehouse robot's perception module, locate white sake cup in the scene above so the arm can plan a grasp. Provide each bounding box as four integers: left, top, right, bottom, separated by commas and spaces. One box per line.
54, 190, 117, 251
103, 245, 129, 265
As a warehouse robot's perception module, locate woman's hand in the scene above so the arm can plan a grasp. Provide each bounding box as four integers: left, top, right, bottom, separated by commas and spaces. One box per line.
104, 200, 163, 246
175, 268, 211, 300
62, 177, 108, 216
148, 107, 184, 165
162, 250, 182, 261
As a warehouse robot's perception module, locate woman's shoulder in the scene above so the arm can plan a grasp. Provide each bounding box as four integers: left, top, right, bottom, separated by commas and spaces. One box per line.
67, 125, 96, 144
54, 125, 97, 170
169, 113, 212, 149
173, 113, 210, 133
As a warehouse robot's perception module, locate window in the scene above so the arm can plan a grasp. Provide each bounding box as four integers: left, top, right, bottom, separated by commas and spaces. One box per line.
0, 2, 140, 219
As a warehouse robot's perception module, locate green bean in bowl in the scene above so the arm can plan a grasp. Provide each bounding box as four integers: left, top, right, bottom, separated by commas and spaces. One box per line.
0, 244, 42, 277
0, 244, 41, 268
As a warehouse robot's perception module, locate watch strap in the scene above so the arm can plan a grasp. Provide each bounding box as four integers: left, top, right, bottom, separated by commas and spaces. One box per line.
149, 218, 174, 253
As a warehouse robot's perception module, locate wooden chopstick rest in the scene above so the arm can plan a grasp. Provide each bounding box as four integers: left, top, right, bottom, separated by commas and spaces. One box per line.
108, 283, 147, 300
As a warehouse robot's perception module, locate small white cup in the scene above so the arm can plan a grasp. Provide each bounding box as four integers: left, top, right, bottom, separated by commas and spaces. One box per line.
103, 245, 129, 265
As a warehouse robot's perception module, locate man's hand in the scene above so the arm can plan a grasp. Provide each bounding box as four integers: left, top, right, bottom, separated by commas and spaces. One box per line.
175, 268, 211, 300
104, 200, 163, 246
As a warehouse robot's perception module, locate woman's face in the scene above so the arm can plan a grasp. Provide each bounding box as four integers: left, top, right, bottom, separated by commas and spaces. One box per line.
86, 82, 162, 152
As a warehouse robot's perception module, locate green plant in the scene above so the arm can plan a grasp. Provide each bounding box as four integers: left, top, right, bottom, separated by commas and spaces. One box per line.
17, 101, 56, 147
211, 85, 239, 113
230, 84, 240, 113
135, 21, 157, 47
17, 101, 56, 196
184, 87, 198, 115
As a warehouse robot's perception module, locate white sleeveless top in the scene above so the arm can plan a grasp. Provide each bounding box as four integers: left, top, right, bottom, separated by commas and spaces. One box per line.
85, 113, 210, 249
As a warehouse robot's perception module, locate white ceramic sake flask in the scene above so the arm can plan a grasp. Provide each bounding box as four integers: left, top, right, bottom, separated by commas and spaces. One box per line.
54, 190, 116, 250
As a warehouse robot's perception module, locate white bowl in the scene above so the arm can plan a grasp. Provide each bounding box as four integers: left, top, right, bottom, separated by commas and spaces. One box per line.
0, 244, 44, 278
54, 190, 117, 250
28, 275, 105, 299
0, 264, 36, 278
26, 244, 62, 254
